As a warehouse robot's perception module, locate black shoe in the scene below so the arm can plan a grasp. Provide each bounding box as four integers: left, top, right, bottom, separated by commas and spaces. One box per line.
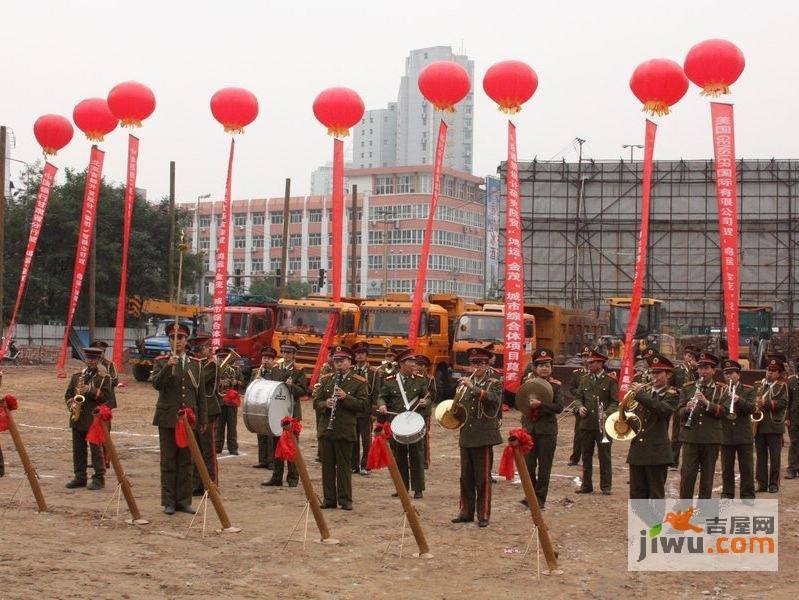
519, 498, 529, 507
88, 478, 105, 491
215, 449, 223, 455
478, 519, 489, 528
451, 516, 473, 523
575, 487, 593, 494
192, 487, 205, 497
176, 504, 197, 514
320, 502, 337, 509
567, 460, 578, 466
768, 484, 779, 493
164, 504, 176, 515
359, 468, 369, 476
339, 502, 353, 511
229, 450, 239, 456
352, 467, 359, 474
261, 479, 282, 487
252, 463, 268, 469
668, 465, 678, 471
786, 470, 797, 480
288, 481, 299, 488
314, 456, 322, 463
601, 489, 612, 496
265, 461, 275, 469
65, 479, 87, 489
756, 485, 768, 493
391, 492, 400, 498
414, 491, 423, 499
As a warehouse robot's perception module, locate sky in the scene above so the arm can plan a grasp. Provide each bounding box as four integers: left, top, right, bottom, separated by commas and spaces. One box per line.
3, 0, 797, 203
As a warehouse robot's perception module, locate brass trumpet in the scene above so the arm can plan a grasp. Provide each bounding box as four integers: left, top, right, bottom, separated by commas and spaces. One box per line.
66, 395, 85, 423
604, 383, 646, 442
435, 377, 469, 430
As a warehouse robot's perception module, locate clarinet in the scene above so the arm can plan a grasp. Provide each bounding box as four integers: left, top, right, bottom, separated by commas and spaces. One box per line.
327, 372, 344, 431
684, 384, 705, 430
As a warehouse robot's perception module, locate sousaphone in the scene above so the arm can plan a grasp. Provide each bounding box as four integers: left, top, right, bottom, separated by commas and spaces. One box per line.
515, 377, 554, 414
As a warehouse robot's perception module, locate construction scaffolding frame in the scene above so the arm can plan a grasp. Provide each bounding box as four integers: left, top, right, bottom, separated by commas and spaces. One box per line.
498, 158, 799, 333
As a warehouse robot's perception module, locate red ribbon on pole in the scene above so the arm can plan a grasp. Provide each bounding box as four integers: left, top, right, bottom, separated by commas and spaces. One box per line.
618, 120, 657, 397
331, 138, 344, 302
111, 134, 139, 369
366, 420, 393, 470
274, 416, 303, 461
502, 121, 524, 393
408, 120, 448, 349
175, 407, 196, 448
710, 102, 740, 360
0, 394, 19, 432
1, 163, 57, 360
211, 138, 235, 351
56, 146, 105, 376
86, 404, 113, 445
497, 427, 534, 480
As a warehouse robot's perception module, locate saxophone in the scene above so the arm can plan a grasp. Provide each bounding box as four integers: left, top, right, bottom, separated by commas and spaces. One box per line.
66, 368, 91, 423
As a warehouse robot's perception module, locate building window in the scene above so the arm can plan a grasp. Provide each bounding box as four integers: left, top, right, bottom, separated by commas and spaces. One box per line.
233, 259, 245, 272
270, 211, 283, 224
234, 213, 247, 227
397, 174, 414, 194
252, 235, 264, 248
308, 209, 322, 222
346, 208, 363, 220
419, 174, 432, 193
375, 175, 394, 195
289, 210, 302, 223
202, 259, 210, 272
368, 230, 384, 244
215, 214, 222, 226
308, 232, 322, 246
252, 213, 265, 225
308, 256, 321, 270
234, 236, 246, 249
199, 238, 210, 250
368, 255, 383, 269
445, 177, 455, 198
270, 257, 281, 272
251, 259, 263, 273
199, 216, 211, 228
288, 257, 301, 271
270, 234, 283, 247
289, 233, 302, 247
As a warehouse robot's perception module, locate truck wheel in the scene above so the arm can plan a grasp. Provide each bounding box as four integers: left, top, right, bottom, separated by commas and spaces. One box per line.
133, 364, 152, 382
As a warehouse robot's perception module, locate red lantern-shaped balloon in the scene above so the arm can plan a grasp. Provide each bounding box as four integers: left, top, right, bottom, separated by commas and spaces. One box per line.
629, 59, 689, 116
33, 114, 74, 156
312, 87, 365, 137
107, 81, 156, 127
418, 61, 471, 112
210, 88, 259, 134
684, 39, 745, 96
483, 60, 539, 114
73, 98, 119, 142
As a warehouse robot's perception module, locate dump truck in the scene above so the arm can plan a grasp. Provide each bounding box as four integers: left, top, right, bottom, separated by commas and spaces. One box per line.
597, 297, 676, 368
736, 305, 775, 369
522, 303, 606, 364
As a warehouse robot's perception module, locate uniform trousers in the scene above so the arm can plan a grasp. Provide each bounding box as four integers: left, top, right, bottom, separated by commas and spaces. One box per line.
720, 443, 754, 499
580, 430, 612, 491
458, 445, 493, 521
755, 433, 783, 489
679, 442, 719, 499
158, 426, 193, 507
525, 433, 556, 505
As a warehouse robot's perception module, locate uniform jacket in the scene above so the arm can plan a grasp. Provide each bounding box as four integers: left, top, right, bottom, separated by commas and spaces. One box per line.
354, 362, 381, 416
312, 368, 369, 441
677, 379, 726, 444
377, 371, 432, 418
200, 359, 221, 418
627, 386, 678, 466
520, 377, 564, 436
458, 372, 503, 448
65, 368, 116, 431
268, 361, 308, 419
151, 354, 208, 428
721, 382, 755, 445
672, 363, 697, 389
573, 370, 619, 432
753, 378, 788, 435
788, 374, 799, 428
568, 367, 588, 402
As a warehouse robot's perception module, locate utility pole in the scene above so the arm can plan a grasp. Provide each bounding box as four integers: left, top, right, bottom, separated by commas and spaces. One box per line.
0, 126, 6, 329
280, 178, 291, 293
349, 184, 358, 297
622, 144, 644, 163
167, 161, 176, 301
572, 137, 586, 309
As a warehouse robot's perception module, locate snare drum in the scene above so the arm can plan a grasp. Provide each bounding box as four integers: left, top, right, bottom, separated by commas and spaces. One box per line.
242, 379, 293, 436
391, 410, 426, 445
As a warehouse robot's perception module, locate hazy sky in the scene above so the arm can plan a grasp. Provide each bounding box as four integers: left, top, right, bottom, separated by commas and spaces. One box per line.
3, 0, 796, 202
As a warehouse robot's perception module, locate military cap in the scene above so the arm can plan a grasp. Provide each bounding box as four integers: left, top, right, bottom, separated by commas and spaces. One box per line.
468, 347, 492, 363
532, 347, 554, 364
352, 341, 370, 354
395, 348, 417, 364
646, 354, 674, 371
165, 322, 190, 337
261, 347, 277, 358
696, 351, 719, 367
332, 346, 355, 361
721, 359, 742, 372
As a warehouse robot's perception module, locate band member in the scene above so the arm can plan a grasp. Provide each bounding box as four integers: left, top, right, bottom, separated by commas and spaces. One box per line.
250, 347, 278, 469
719, 359, 756, 499
214, 346, 242, 456
88, 340, 119, 387
351, 341, 379, 476
451, 348, 503, 528
64, 347, 116, 490
315, 345, 338, 462
312, 346, 369, 510
786, 356, 799, 479
754, 357, 789, 493
573, 348, 618, 494
566, 347, 591, 466
416, 355, 436, 469
151, 323, 207, 514
520, 348, 564, 508
379, 346, 398, 381
670, 344, 699, 469
263, 341, 308, 487
377, 349, 431, 499
626, 354, 679, 500
678, 351, 725, 499
190, 335, 220, 495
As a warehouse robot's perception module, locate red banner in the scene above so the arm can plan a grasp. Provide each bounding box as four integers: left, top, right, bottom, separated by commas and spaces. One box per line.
502, 122, 524, 393
618, 120, 657, 397
408, 120, 448, 349
310, 314, 339, 388
1, 162, 57, 360
331, 138, 344, 302
211, 138, 235, 350
711, 102, 740, 360
56, 147, 105, 375
112, 134, 139, 368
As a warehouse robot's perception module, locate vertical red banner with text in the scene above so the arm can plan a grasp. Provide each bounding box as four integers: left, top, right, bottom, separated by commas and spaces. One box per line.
408, 120, 448, 349
112, 134, 139, 368
711, 102, 740, 360
618, 120, 657, 397
1, 162, 57, 359
211, 138, 235, 350
502, 122, 524, 393
56, 147, 105, 375
331, 138, 344, 302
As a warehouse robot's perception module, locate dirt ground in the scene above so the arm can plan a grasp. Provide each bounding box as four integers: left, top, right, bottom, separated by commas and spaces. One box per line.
0, 362, 795, 600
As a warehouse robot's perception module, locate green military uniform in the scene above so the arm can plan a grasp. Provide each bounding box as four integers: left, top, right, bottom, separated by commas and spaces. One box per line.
456, 369, 503, 524
264, 359, 308, 486
720, 381, 756, 499
753, 375, 788, 492
378, 370, 432, 493
422, 373, 437, 469
351, 361, 380, 473
678, 376, 726, 499
214, 356, 242, 455
670, 361, 698, 467
520, 374, 564, 507
567, 367, 588, 464
250, 363, 276, 468
312, 366, 369, 508
152, 353, 207, 509
194, 356, 221, 493
786, 372, 799, 478
573, 369, 619, 493
65, 365, 116, 487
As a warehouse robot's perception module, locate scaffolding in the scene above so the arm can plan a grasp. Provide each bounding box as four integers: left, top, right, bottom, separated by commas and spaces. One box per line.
498, 158, 799, 332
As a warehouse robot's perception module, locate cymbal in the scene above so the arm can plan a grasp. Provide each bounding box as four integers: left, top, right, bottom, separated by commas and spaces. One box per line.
515, 377, 553, 414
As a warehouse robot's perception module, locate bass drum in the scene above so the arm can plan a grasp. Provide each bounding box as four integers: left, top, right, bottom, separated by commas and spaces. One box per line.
242, 379, 293, 436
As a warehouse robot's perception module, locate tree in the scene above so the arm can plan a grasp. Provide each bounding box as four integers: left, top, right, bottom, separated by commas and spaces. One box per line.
3, 162, 201, 326
249, 274, 312, 300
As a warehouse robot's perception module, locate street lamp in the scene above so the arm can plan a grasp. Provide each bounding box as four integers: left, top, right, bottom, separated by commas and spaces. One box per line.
622, 144, 644, 162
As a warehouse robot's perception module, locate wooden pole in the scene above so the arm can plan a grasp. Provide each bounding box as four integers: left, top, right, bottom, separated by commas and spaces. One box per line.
384, 442, 431, 557
512, 441, 558, 570
167, 161, 176, 301
2, 402, 47, 512
100, 419, 147, 524
181, 414, 239, 532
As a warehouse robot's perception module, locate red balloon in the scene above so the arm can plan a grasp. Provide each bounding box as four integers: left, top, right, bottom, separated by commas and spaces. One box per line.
312, 87, 365, 137
684, 39, 745, 96
483, 60, 538, 113
418, 61, 471, 111
107, 81, 156, 127
33, 114, 74, 156
210, 88, 259, 134
629, 59, 689, 116
73, 98, 119, 142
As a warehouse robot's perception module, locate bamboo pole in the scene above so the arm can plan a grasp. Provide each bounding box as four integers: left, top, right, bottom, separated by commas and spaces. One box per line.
384, 442, 431, 558
2, 401, 47, 512
99, 418, 147, 524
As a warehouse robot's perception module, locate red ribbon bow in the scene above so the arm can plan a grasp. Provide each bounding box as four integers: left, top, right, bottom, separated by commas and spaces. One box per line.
0, 394, 18, 432
275, 416, 303, 462
497, 428, 535, 481
175, 407, 197, 448
223, 389, 241, 407
86, 404, 113, 445
366, 421, 393, 471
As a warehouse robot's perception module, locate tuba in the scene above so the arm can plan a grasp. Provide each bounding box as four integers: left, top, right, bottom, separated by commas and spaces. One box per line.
435, 377, 469, 430
604, 383, 646, 442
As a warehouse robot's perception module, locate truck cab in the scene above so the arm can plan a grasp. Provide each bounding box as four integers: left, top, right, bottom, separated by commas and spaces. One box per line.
737, 305, 774, 369
200, 305, 276, 376
130, 318, 199, 381
600, 297, 675, 366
